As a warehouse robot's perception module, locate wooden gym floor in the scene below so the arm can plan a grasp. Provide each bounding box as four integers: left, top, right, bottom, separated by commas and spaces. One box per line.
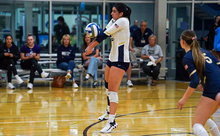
0, 80, 219, 136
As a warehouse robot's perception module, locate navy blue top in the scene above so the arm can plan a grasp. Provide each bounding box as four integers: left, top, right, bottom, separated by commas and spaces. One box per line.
182, 48, 220, 94
57, 45, 75, 66
21, 44, 41, 57
130, 25, 139, 36
131, 28, 153, 47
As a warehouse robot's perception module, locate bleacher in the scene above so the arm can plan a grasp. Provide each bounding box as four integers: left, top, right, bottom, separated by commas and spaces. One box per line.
0, 54, 168, 87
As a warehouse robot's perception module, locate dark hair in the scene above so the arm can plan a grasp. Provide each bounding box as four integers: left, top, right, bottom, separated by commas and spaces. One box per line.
57, 16, 64, 23
214, 15, 220, 22
181, 30, 205, 78
5, 34, 15, 45
113, 3, 131, 24
83, 34, 93, 49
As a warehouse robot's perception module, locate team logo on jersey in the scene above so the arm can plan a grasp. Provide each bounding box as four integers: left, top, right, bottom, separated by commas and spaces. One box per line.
184, 65, 188, 70
114, 24, 119, 29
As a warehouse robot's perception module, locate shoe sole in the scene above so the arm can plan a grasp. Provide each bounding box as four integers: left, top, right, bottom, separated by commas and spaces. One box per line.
100, 123, 118, 133
98, 117, 108, 121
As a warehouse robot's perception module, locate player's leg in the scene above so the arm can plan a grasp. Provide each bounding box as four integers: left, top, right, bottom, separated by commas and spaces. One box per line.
193, 96, 220, 136
204, 103, 220, 136
100, 66, 126, 133
98, 63, 111, 120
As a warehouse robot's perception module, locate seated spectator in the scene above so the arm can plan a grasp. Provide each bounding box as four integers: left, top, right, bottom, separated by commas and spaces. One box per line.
20, 34, 50, 89
141, 35, 163, 86
57, 34, 78, 88
0, 35, 24, 89
81, 34, 102, 88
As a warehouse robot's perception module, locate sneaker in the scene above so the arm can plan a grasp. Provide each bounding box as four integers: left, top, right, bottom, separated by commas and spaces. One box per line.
7, 83, 15, 89
151, 81, 156, 86
65, 73, 71, 79
98, 110, 109, 120
84, 74, 90, 81
27, 83, 33, 89
100, 120, 118, 133
15, 75, 24, 84
41, 71, 50, 78
93, 82, 98, 88
127, 80, 133, 87
72, 83, 78, 88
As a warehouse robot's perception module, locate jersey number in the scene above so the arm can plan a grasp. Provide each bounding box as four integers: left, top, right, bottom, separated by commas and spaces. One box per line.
203, 53, 212, 64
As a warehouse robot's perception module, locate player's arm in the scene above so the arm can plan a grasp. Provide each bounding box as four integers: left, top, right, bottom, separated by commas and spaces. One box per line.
182, 57, 200, 100
177, 57, 200, 110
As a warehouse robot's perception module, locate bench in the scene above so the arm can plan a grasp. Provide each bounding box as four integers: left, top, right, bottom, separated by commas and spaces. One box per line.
0, 68, 83, 86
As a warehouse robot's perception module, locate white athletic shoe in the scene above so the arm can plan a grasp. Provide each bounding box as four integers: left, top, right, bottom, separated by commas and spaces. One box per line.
100, 120, 118, 133
65, 73, 72, 79
27, 83, 33, 89
127, 80, 133, 87
72, 83, 78, 88
15, 75, 24, 84
41, 71, 50, 78
98, 110, 109, 120
7, 83, 15, 89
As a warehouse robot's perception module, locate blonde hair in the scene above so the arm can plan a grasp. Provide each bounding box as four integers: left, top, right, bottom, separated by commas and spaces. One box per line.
181, 30, 205, 78
61, 34, 72, 45
148, 35, 156, 43
25, 33, 35, 46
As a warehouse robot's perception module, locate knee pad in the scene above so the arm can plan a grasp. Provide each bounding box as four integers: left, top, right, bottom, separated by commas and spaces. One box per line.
204, 119, 219, 136
108, 91, 118, 103
193, 123, 208, 136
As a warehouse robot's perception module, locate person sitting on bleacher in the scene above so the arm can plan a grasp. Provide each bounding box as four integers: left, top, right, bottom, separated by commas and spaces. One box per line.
57, 34, 78, 88
20, 34, 50, 89
141, 35, 163, 86
81, 34, 102, 88
0, 35, 24, 89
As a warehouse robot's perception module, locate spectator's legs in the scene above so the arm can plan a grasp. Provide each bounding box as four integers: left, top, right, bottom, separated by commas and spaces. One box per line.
29, 64, 36, 84
142, 63, 153, 77
6, 61, 12, 83
152, 63, 161, 81
67, 60, 75, 81
29, 58, 43, 74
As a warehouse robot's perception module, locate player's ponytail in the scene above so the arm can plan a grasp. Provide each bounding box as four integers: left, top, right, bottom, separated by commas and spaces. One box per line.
181, 30, 205, 78
113, 3, 132, 24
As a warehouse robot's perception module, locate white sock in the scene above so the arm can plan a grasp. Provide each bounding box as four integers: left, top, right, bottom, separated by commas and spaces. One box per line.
204, 118, 220, 136
107, 106, 110, 113
193, 123, 209, 136
108, 114, 116, 123
86, 74, 90, 79
15, 75, 19, 78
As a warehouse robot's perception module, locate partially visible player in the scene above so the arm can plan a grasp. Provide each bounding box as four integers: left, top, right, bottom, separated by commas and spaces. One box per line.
85, 3, 131, 133
177, 30, 220, 136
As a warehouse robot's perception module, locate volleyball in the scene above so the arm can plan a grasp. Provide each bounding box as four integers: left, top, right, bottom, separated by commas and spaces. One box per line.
85, 23, 100, 38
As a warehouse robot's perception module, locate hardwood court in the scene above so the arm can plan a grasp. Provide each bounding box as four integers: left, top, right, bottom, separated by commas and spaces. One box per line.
0, 80, 218, 136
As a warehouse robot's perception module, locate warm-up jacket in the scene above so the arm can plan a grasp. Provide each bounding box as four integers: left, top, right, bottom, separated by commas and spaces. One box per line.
0, 43, 20, 64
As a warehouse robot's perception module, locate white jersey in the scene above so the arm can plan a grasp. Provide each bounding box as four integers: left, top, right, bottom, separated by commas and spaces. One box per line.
104, 17, 130, 62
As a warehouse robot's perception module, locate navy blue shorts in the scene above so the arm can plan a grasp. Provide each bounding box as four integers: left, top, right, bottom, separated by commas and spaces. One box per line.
202, 91, 219, 100
106, 60, 129, 72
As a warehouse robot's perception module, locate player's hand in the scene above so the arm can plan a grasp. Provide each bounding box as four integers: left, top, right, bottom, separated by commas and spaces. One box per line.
85, 46, 93, 55
130, 48, 135, 53
9, 53, 13, 58
29, 55, 34, 58
97, 57, 102, 60
198, 84, 204, 91
4, 53, 9, 56
177, 98, 187, 110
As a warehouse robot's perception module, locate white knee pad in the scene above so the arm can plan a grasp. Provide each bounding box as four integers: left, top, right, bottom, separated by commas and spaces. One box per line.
108, 91, 118, 103
193, 123, 209, 136
204, 119, 220, 136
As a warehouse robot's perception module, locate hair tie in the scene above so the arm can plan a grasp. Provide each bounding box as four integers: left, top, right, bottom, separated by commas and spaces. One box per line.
192, 37, 195, 40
